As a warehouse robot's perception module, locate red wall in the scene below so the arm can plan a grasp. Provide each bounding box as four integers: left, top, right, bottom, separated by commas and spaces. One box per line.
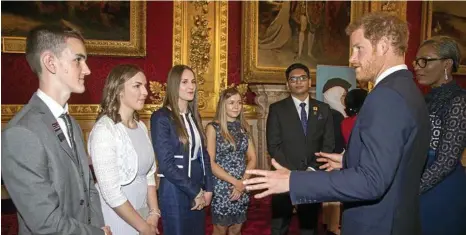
2, 1, 464, 105
1, 2, 173, 104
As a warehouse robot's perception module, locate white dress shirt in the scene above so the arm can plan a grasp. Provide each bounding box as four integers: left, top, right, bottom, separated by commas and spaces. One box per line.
374, 64, 408, 86
36, 89, 72, 147
291, 94, 310, 120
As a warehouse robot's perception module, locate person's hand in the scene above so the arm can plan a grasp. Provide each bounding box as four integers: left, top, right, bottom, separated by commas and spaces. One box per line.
191, 190, 206, 210
233, 179, 246, 193
203, 191, 213, 206
146, 214, 160, 234
243, 159, 291, 199
229, 186, 242, 201
102, 226, 112, 235
139, 223, 157, 235
316, 152, 343, 171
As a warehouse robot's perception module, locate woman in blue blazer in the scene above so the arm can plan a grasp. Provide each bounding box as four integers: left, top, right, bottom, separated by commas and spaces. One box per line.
150, 64, 213, 235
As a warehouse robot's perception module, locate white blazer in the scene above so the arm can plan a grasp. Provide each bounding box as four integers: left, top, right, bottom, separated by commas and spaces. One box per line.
88, 115, 156, 208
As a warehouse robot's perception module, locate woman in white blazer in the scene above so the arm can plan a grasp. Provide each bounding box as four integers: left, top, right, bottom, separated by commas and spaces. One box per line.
88, 64, 160, 235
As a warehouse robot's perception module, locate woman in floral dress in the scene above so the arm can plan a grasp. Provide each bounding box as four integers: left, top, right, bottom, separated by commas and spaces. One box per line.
206, 88, 257, 235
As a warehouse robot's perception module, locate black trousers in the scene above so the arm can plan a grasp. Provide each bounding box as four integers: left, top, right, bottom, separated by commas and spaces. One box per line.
271, 193, 320, 235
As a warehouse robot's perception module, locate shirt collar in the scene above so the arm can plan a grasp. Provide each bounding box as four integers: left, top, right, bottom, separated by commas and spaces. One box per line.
36, 89, 69, 118
374, 64, 408, 86
291, 94, 309, 110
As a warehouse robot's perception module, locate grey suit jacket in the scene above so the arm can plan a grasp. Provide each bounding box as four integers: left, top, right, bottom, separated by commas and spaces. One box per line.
1, 94, 105, 234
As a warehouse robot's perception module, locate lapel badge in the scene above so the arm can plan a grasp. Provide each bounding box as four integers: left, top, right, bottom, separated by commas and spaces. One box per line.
313, 106, 318, 115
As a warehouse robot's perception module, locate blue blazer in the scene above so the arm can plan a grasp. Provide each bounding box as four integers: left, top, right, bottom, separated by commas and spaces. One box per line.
289, 70, 431, 235
150, 107, 213, 201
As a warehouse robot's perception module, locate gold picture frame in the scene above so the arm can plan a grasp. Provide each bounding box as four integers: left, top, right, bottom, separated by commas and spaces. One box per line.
421, 1, 466, 74
241, 1, 368, 84
1, 1, 146, 57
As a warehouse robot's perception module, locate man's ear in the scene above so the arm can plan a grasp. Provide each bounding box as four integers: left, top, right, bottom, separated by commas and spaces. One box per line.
41, 51, 57, 74
378, 36, 390, 55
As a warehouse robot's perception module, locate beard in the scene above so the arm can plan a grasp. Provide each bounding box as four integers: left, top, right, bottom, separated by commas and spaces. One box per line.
355, 52, 383, 83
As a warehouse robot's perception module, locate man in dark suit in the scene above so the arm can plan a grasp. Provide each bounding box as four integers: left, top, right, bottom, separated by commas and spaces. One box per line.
1, 25, 111, 234
244, 13, 431, 235
266, 63, 335, 235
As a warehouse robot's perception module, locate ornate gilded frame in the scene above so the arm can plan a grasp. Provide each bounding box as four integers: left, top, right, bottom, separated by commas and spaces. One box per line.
242, 2, 368, 84
421, 1, 466, 74
1, 2, 146, 57
172, 1, 256, 117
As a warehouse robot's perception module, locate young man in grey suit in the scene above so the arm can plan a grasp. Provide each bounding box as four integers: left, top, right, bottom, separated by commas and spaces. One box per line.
1, 25, 111, 235
245, 12, 431, 235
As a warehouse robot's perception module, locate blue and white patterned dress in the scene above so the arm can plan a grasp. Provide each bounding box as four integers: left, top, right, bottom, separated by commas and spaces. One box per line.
210, 121, 250, 226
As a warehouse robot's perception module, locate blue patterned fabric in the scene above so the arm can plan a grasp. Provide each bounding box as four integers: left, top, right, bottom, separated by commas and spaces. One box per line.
210, 121, 249, 226
300, 102, 308, 135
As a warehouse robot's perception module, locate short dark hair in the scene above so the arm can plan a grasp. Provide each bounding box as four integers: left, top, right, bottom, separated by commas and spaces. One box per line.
420, 36, 462, 73
285, 63, 310, 81
26, 24, 85, 74
323, 77, 352, 94
345, 88, 368, 117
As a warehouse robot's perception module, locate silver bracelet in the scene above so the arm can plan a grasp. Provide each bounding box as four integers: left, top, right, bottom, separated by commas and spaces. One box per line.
148, 208, 161, 217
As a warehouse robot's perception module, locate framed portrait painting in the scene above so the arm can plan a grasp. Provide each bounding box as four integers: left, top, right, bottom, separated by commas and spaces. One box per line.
1, 1, 146, 57
242, 1, 366, 84
421, 1, 466, 74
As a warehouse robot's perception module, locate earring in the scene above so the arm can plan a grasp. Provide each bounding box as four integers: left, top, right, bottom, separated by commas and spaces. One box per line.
444, 68, 449, 81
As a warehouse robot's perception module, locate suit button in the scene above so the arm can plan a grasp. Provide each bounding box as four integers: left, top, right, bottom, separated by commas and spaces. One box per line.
80, 199, 84, 205
84, 188, 88, 193
88, 218, 91, 224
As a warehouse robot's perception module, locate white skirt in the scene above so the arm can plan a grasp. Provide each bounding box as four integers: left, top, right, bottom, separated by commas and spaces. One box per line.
98, 176, 149, 235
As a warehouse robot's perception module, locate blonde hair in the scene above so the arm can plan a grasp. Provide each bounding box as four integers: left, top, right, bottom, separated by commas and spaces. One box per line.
97, 64, 143, 123
163, 65, 205, 146
214, 87, 250, 150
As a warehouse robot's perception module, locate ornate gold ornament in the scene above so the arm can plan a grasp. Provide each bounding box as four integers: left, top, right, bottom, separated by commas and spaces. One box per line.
172, 1, 231, 117
149, 81, 167, 105
371, 1, 407, 21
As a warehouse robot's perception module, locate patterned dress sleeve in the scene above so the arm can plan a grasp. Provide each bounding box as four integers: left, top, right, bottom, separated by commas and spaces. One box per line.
420, 94, 466, 193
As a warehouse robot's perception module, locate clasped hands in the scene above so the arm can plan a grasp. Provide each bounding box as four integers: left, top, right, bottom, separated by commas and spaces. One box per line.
230, 179, 246, 201
242, 152, 343, 199
191, 189, 212, 210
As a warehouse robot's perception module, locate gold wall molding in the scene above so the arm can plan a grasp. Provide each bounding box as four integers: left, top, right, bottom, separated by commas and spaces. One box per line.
370, 1, 407, 21
172, 1, 230, 118
1, 104, 162, 122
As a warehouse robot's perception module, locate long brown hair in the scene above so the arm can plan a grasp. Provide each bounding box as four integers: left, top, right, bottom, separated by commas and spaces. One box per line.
163, 64, 205, 146
214, 87, 251, 150
97, 64, 144, 123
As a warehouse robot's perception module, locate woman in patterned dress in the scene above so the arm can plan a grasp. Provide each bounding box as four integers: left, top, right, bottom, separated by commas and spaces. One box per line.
206, 88, 257, 235
413, 36, 466, 235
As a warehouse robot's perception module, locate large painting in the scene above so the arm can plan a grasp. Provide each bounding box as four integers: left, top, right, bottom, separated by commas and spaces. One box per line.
422, 1, 466, 74
242, 1, 366, 84
1, 1, 146, 57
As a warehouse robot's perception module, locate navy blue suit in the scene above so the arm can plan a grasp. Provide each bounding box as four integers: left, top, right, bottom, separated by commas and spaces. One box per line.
150, 107, 213, 235
289, 70, 431, 235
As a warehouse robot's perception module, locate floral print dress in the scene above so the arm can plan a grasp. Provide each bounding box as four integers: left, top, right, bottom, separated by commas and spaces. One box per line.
210, 121, 249, 226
